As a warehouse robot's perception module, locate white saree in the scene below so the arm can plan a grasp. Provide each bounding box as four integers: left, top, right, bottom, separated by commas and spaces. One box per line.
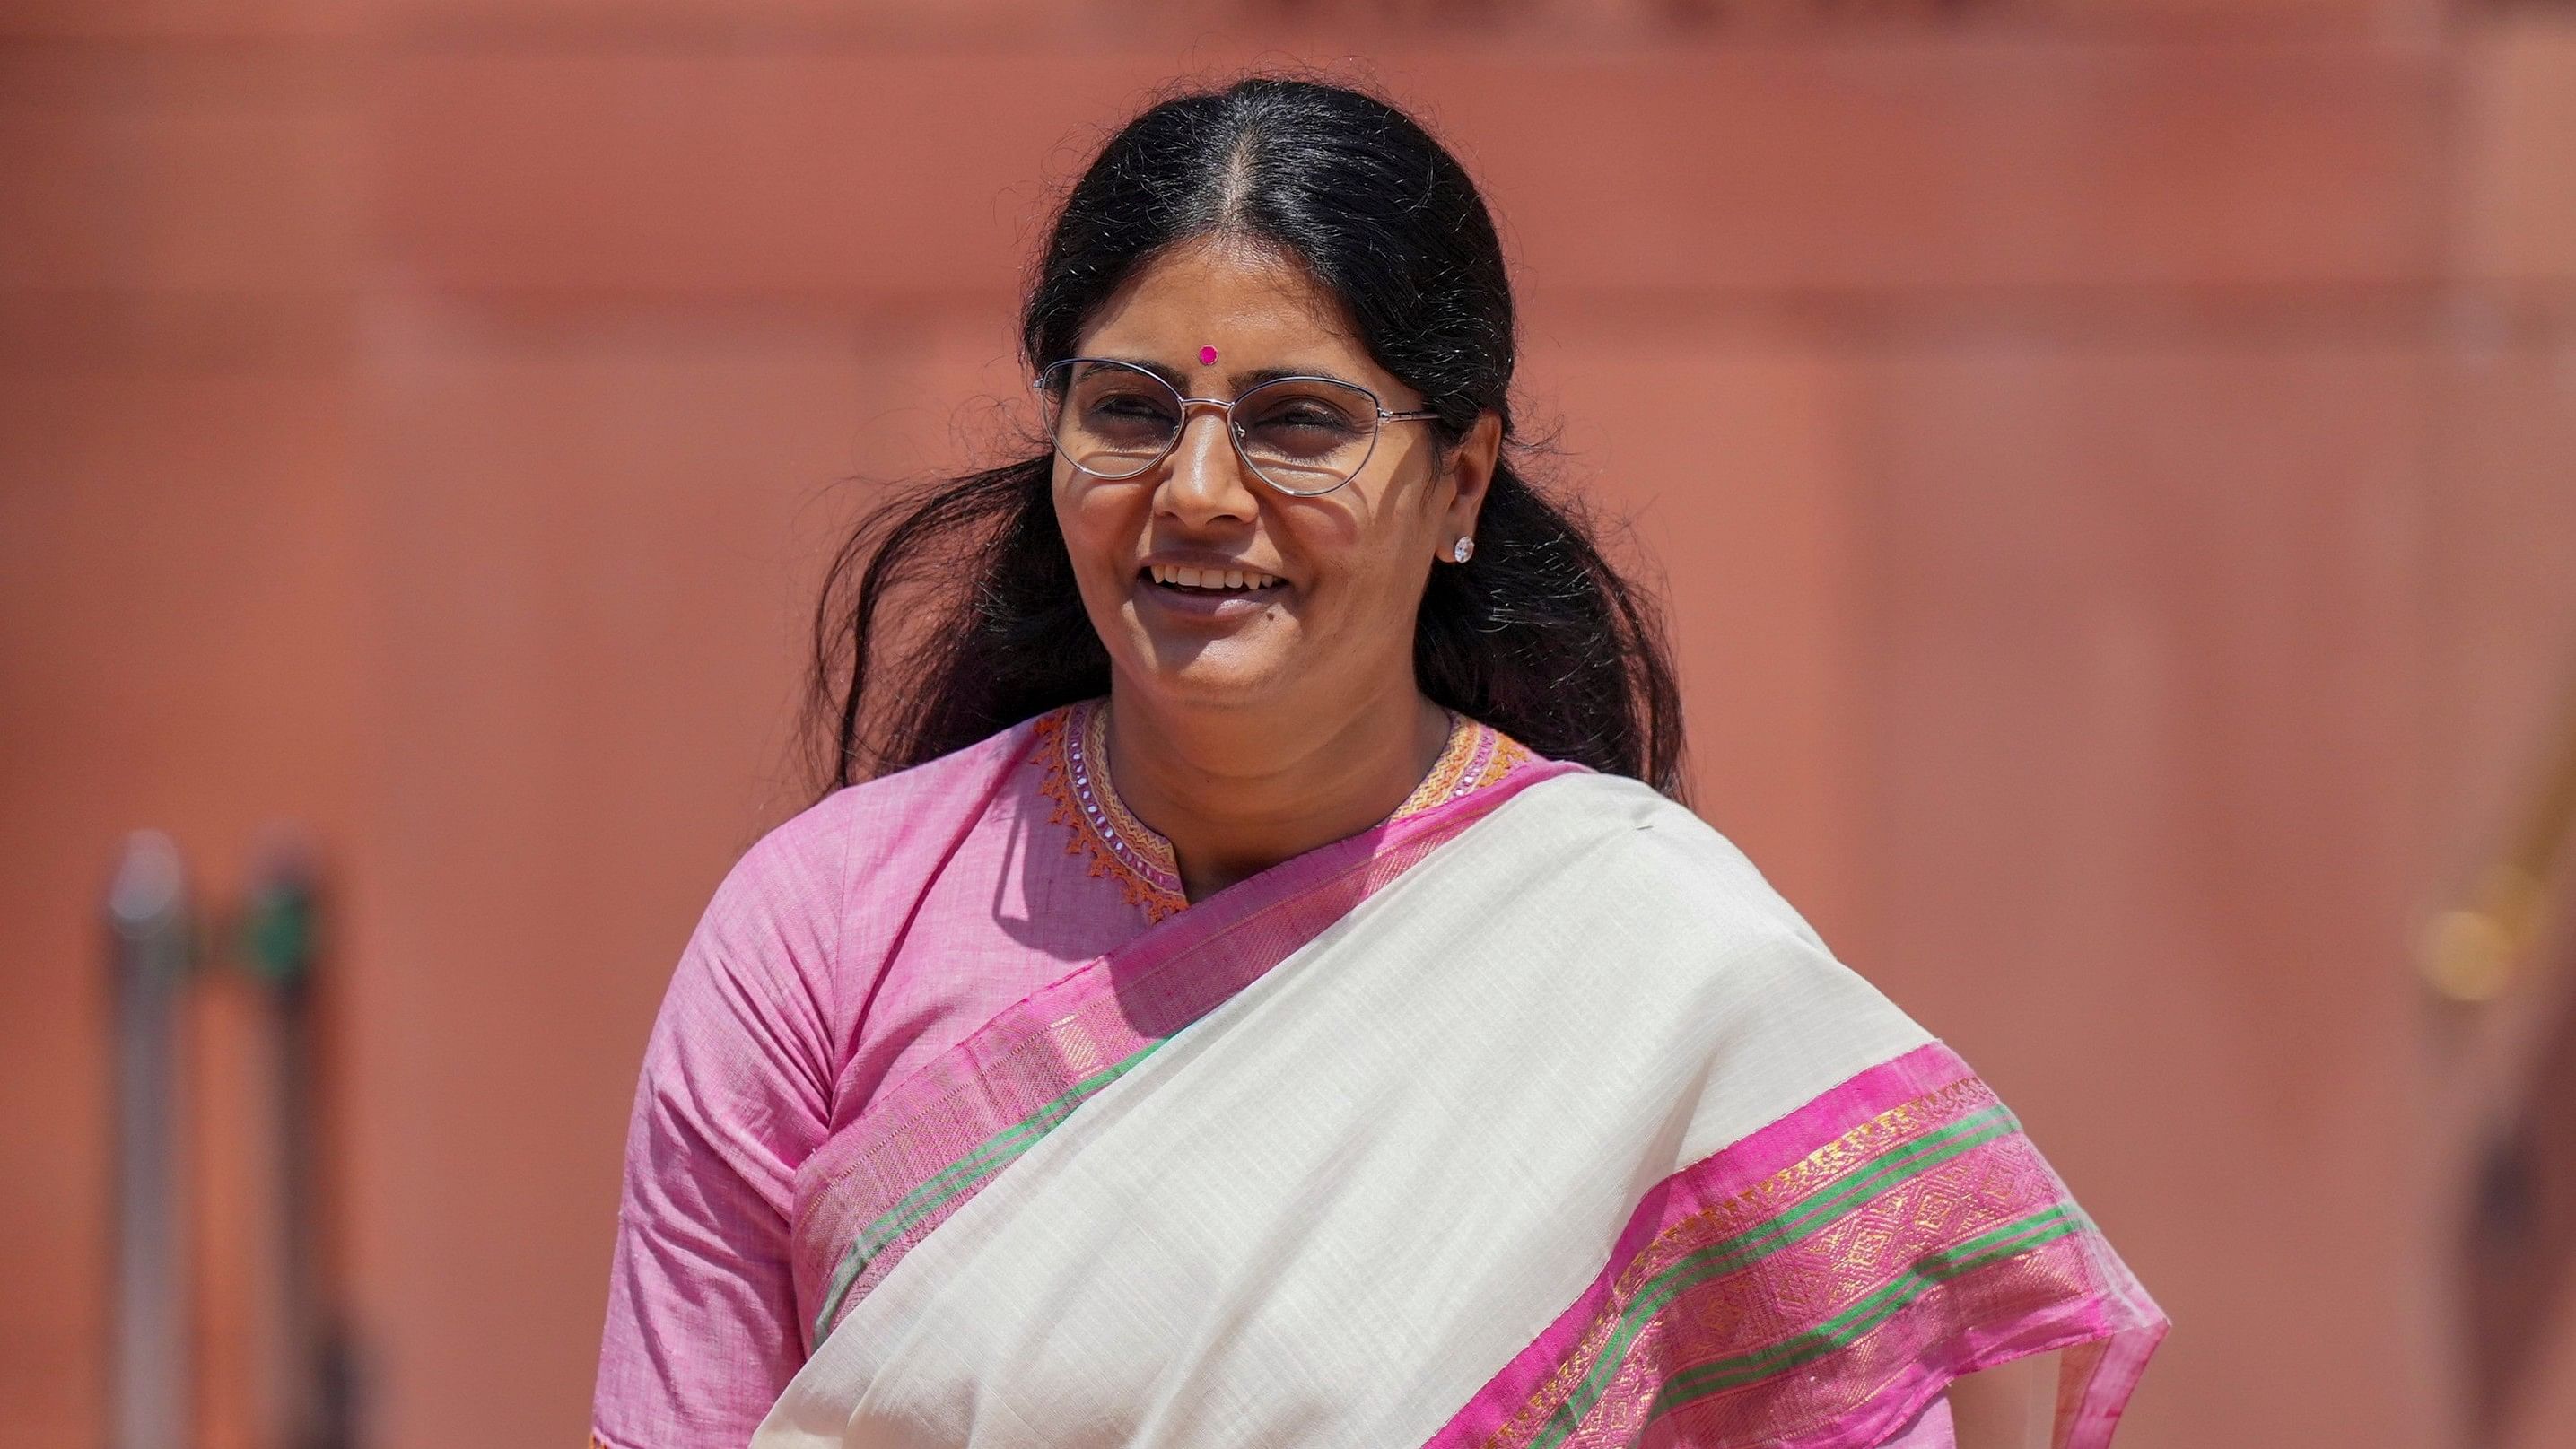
756, 773, 2162, 1449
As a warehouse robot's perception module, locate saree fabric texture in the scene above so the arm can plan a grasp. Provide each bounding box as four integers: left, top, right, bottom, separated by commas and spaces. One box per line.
593, 704, 2163, 1449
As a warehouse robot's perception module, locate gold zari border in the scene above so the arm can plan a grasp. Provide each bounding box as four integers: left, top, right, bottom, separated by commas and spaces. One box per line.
1481, 1074, 2003, 1449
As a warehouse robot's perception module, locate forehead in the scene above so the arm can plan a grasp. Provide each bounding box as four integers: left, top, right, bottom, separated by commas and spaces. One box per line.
1074, 235, 1389, 384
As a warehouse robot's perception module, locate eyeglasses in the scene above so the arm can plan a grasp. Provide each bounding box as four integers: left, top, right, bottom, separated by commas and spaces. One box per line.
1033, 357, 1442, 498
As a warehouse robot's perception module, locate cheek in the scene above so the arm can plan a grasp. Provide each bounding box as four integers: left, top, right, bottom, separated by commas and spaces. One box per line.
1305, 476, 1436, 603
1054, 476, 1138, 573
1285, 514, 1428, 638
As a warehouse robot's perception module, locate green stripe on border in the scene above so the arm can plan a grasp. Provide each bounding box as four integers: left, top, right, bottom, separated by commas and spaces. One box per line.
808, 1043, 1160, 1344
1526, 1104, 2024, 1449
1642, 1203, 2090, 1418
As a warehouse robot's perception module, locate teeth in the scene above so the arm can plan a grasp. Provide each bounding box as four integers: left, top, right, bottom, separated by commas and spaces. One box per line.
1148, 564, 1280, 591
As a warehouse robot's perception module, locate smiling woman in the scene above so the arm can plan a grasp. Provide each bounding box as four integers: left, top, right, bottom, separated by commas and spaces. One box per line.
589, 77, 2164, 1449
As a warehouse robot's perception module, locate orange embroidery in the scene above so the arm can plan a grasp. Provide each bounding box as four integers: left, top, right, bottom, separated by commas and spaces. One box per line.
1396, 712, 1533, 818
1033, 702, 1189, 921
1033, 700, 1540, 923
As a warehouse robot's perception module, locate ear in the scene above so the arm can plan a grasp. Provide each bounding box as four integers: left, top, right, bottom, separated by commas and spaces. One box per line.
1437, 412, 1503, 556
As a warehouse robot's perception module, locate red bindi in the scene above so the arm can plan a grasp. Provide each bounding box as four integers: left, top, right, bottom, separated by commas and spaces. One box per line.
1198, 345, 1219, 366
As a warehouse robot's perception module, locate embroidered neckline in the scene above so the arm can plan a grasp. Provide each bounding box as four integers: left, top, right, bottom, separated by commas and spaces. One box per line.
1394, 707, 1535, 818
1038, 700, 1187, 920
1031, 698, 1536, 922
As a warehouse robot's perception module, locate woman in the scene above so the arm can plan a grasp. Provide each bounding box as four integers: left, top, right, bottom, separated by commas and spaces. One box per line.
591, 78, 2163, 1449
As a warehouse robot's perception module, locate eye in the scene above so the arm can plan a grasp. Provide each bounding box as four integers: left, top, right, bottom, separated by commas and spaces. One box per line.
1085, 388, 1177, 422
1275, 402, 1358, 430
1241, 388, 1367, 434
1073, 389, 1182, 449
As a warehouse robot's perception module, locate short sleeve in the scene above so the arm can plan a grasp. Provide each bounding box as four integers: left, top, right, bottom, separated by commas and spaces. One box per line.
592, 819, 846, 1449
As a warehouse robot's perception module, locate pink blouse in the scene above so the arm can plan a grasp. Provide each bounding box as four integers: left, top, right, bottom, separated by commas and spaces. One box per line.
590, 703, 1535, 1448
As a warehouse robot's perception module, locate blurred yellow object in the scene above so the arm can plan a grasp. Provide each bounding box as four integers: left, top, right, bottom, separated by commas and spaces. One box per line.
2423, 899, 2528, 1005
2423, 675, 2576, 1003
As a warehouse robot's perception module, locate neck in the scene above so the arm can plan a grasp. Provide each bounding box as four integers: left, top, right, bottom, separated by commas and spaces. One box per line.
1104, 676, 1451, 902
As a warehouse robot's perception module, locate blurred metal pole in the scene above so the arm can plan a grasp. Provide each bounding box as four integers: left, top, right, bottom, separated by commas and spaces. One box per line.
240, 839, 358, 1449
107, 831, 192, 1449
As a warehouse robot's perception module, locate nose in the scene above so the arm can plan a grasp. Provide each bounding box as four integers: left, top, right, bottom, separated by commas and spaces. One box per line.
1154, 404, 1260, 528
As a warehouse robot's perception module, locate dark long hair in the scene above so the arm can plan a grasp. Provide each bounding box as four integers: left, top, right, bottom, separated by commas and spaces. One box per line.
810, 76, 1685, 796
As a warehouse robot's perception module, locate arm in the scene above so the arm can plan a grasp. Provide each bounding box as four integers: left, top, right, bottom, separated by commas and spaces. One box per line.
592, 829, 843, 1448
1945, 1350, 2061, 1449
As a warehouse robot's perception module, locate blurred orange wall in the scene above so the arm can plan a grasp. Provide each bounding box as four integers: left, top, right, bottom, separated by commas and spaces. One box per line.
7, 4, 2576, 1448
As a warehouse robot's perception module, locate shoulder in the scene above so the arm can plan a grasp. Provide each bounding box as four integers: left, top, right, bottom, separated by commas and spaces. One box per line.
677, 713, 1054, 1026
738, 713, 1049, 899
1501, 772, 1825, 946
1495, 772, 1928, 1048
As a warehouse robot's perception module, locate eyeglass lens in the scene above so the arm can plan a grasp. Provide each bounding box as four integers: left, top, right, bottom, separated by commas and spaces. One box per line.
1041, 359, 1382, 496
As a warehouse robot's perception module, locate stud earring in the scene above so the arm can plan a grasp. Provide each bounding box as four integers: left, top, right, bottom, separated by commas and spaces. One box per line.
1451, 537, 1475, 564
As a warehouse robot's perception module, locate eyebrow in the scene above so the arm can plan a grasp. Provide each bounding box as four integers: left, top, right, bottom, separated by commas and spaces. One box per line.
1088, 355, 1366, 395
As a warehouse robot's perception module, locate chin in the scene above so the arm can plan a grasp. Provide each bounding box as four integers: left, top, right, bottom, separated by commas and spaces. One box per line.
1115, 630, 1300, 713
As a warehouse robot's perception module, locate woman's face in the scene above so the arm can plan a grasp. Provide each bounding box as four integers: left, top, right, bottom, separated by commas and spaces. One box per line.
1052, 235, 1498, 720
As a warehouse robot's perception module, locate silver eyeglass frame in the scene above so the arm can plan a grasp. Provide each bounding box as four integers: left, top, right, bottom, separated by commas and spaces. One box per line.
1032, 356, 1443, 498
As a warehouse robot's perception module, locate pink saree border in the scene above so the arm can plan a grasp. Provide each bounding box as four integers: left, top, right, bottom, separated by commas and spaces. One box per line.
790, 756, 1585, 1345
1423, 1043, 2166, 1449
